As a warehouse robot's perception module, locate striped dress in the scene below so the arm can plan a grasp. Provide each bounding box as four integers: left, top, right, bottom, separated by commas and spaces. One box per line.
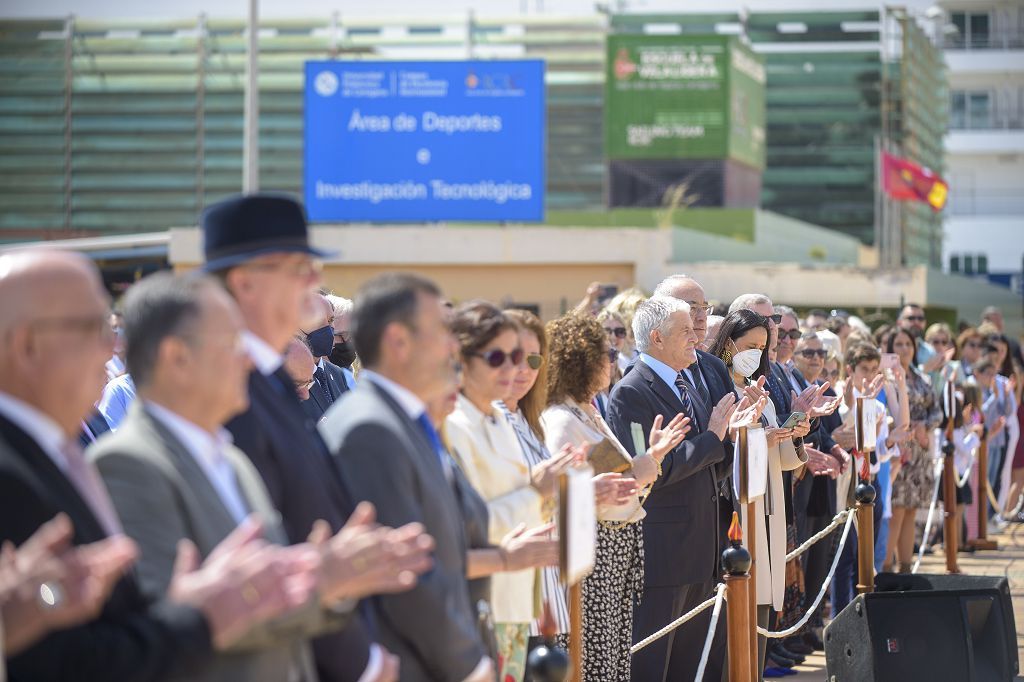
496, 402, 572, 636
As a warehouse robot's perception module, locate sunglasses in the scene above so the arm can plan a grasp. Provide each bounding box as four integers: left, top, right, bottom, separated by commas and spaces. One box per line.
903, 315, 925, 322
769, 314, 783, 324
604, 326, 627, 339
525, 353, 544, 370
472, 347, 524, 368
930, 338, 951, 346
780, 329, 802, 340
798, 348, 828, 359
607, 348, 619, 364
964, 341, 981, 349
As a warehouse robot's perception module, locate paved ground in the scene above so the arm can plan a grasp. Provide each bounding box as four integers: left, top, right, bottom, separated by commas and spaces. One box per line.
784, 521, 1024, 681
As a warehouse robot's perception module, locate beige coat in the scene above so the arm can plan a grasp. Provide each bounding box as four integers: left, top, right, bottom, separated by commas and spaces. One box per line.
445, 394, 544, 624
738, 393, 806, 610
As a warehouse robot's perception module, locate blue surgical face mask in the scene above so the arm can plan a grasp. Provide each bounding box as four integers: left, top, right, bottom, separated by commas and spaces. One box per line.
306, 325, 334, 358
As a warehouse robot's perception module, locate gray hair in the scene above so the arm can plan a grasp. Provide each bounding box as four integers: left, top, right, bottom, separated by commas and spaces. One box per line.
774, 305, 798, 324
632, 296, 690, 353
122, 272, 216, 389
326, 294, 353, 317
728, 293, 773, 314
652, 274, 694, 298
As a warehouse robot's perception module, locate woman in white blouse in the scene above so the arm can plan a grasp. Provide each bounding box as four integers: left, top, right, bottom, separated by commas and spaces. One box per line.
541, 313, 688, 682
706, 309, 811, 675
445, 301, 575, 682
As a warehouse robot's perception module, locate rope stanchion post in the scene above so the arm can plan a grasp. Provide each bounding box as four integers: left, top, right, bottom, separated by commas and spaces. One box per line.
941, 379, 961, 573
974, 432, 998, 550
722, 512, 752, 682
736, 425, 758, 682
855, 466, 876, 595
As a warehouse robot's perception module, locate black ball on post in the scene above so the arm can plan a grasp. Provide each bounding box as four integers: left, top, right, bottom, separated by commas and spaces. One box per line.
525, 602, 571, 682
721, 511, 751, 575
855, 480, 876, 505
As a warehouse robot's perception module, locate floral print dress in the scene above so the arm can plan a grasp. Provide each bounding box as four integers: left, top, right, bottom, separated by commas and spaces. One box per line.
891, 368, 943, 509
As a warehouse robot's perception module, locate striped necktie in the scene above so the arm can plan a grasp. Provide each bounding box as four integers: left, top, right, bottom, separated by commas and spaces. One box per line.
673, 373, 697, 424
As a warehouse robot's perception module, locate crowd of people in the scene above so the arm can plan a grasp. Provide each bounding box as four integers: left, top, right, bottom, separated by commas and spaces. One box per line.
0, 193, 1020, 682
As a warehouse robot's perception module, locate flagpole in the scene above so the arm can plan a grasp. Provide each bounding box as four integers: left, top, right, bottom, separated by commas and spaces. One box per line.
874, 135, 884, 266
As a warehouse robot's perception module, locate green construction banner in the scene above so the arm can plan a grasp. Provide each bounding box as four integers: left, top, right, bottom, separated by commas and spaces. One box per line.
605, 34, 765, 169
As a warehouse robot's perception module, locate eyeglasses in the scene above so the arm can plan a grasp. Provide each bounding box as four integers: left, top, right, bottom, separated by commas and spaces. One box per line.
607, 348, 619, 364
685, 301, 714, 316
604, 326, 627, 339
294, 378, 315, 391
902, 315, 926, 322
472, 348, 524, 368
964, 341, 981, 349
525, 353, 544, 370
798, 348, 828, 359
930, 338, 951, 347
780, 329, 802, 341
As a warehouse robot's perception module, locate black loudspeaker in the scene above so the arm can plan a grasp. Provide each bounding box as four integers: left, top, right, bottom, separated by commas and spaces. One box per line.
825, 574, 1017, 681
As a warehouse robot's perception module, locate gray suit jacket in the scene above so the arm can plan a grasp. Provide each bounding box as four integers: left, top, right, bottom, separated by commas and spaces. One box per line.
89, 403, 347, 682
320, 381, 486, 682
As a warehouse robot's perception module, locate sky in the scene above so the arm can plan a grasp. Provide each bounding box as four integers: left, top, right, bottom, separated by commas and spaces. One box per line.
3, 0, 936, 20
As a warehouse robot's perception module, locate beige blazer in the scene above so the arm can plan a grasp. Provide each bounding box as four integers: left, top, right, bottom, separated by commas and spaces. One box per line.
445, 394, 543, 624
738, 393, 806, 610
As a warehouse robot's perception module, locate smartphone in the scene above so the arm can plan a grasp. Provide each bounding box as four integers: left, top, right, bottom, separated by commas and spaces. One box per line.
780, 411, 807, 429
880, 353, 899, 371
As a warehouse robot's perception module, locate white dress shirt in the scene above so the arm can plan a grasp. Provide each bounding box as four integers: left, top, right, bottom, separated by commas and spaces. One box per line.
243, 330, 284, 376
145, 401, 250, 524
0, 390, 70, 473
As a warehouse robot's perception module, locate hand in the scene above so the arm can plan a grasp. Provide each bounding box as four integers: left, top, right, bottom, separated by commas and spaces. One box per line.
991, 416, 1007, 436
593, 472, 638, 506
792, 382, 841, 419
741, 375, 770, 407
832, 422, 856, 451
0, 514, 137, 656
790, 416, 812, 438
922, 347, 955, 374
888, 424, 911, 445
861, 374, 885, 400
707, 393, 739, 440
891, 366, 907, 389
646, 413, 690, 462
531, 444, 580, 499
803, 447, 837, 478
498, 523, 559, 571
970, 423, 985, 437
168, 517, 320, 650
766, 427, 795, 447
729, 396, 767, 435
314, 502, 435, 604
830, 445, 851, 473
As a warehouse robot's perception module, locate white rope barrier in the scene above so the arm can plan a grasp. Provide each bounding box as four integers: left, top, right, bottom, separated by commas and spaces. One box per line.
757, 511, 855, 639
955, 448, 976, 489
785, 509, 852, 562
987, 477, 1024, 519
630, 591, 719, 654
912, 464, 943, 574
693, 583, 726, 682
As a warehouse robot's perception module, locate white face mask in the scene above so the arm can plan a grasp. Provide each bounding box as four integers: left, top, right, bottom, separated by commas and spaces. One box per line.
731, 348, 762, 378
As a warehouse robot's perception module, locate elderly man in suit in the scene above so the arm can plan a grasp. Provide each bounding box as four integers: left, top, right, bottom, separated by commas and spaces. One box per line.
607, 295, 763, 682
0, 250, 318, 681
202, 193, 412, 682
319, 273, 493, 682
89, 272, 434, 681
302, 293, 351, 423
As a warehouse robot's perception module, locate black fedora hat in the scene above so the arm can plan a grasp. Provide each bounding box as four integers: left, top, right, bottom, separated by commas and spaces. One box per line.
201, 193, 336, 271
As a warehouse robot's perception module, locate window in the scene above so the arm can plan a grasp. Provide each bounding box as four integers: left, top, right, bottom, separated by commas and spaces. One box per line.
949, 11, 991, 48
950, 254, 961, 273
949, 90, 991, 129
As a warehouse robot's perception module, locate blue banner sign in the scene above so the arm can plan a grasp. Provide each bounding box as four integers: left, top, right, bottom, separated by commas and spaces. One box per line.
304, 60, 545, 222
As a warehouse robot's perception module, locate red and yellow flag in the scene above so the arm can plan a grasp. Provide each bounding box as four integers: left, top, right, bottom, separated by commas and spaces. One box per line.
881, 151, 948, 211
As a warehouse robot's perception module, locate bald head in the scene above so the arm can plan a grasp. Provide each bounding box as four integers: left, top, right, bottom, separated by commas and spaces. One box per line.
0, 250, 113, 434
653, 274, 711, 343
284, 338, 316, 401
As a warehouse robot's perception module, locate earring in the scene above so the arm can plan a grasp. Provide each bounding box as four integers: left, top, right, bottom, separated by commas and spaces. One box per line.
720, 347, 733, 365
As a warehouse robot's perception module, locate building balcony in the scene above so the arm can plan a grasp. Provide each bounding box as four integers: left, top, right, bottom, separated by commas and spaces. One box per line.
946, 127, 1024, 154
944, 46, 1024, 73
942, 30, 1024, 51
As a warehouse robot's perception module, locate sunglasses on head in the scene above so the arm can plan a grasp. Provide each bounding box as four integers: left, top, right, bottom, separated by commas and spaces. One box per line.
525, 353, 544, 370
780, 329, 802, 340
604, 326, 627, 339
769, 314, 783, 324
472, 348, 524, 368
798, 348, 827, 359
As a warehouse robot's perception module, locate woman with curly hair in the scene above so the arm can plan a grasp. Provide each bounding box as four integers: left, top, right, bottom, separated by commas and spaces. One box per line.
446, 301, 575, 681
541, 313, 688, 681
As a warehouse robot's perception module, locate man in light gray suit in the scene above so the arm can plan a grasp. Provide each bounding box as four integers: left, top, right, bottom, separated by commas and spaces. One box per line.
320, 273, 493, 682
90, 272, 435, 682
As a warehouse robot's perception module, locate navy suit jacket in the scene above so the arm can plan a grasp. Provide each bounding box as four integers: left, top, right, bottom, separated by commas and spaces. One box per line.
0, 414, 213, 682
226, 368, 373, 682
607, 358, 730, 587
302, 360, 350, 423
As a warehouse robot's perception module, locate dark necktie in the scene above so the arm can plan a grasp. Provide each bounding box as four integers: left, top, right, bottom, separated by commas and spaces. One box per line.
682, 365, 711, 407
673, 373, 697, 425
314, 366, 335, 405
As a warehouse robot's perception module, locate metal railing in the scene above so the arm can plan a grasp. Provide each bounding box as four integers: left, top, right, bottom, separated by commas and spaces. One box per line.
942, 30, 1024, 50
